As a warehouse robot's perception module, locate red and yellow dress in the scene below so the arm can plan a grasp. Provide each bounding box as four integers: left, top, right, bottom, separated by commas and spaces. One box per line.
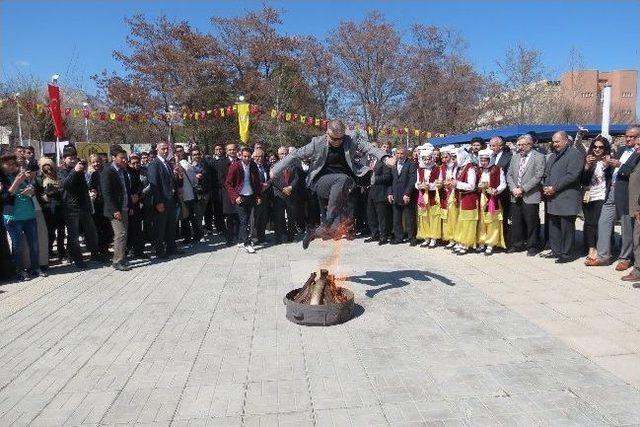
477, 165, 506, 248
454, 163, 479, 248
416, 167, 430, 239
425, 166, 444, 240
441, 164, 459, 242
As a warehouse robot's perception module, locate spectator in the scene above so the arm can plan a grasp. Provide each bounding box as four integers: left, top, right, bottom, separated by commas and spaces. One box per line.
225, 147, 262, 253
271, 146, 299, 244
542, 131, 584, 263
37, 157, 66, 261
147, 141, 180, 258
388, 147, 417, 246
126, 154, 146, 259
489, 136, 513, 246
101, 146, 132, 271
364, 142, 392, 245
58, 146, 103, 269
216, 143, 239, 246
582, 136, 612, 263
0, 154, 46, 280
251, 148, 271, 244
88, 154, 111, 258
586, 126, 640, 268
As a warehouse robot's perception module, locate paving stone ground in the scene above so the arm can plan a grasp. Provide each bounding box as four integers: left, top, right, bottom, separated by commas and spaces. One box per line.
1, 233, 639, 426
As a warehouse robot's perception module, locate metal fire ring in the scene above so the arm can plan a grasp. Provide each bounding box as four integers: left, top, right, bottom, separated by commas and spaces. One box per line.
283, 288, 354, 326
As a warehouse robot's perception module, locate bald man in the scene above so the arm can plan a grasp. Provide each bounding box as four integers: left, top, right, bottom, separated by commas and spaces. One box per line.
270, 120, 396, 248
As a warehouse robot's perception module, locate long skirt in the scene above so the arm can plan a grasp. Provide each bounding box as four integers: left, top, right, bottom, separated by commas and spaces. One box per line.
478, 209, 505, 248
426, 205, 442, 240
442, 199, 458, 242
455, 208, 478, 248
416, 206, 430, 240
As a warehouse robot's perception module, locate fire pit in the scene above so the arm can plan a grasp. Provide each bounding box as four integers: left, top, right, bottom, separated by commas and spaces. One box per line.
284, 269, 354, 326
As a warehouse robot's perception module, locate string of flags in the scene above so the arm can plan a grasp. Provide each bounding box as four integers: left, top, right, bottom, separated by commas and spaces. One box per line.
0, 97, 445, 138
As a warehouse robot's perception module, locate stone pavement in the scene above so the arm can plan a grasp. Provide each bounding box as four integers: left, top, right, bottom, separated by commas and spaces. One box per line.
0, 236, 639, 426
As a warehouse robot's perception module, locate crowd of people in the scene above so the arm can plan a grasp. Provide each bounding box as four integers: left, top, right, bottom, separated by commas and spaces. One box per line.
0, 120, 639, 286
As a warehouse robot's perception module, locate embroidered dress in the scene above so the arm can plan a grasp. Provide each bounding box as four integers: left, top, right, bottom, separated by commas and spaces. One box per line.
415, 167, 430, 239
426, 166, 444, 240
477, 166, 506, 248
441, 164, 459, 242
454, 163, 479, 248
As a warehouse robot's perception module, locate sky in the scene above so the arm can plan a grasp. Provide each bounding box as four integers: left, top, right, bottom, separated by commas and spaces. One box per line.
1, 0, 639, 96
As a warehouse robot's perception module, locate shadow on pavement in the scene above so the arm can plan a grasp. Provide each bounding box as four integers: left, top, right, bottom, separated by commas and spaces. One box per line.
346, 269, 456, 298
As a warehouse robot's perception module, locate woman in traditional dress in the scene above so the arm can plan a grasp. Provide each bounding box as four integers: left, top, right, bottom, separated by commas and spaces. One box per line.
415, 144, 433, 244
453, 148, 478, 255
476, 148, 506, 255
440, 146, 459, 249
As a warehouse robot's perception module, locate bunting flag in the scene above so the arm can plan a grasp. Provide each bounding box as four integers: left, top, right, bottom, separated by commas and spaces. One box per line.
47, 83, 65, 139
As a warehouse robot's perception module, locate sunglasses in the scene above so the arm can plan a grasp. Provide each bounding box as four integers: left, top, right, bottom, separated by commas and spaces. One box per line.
593, 145, 605, 150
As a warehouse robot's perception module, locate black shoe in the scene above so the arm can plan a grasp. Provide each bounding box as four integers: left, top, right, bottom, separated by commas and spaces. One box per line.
74, 261, 87, 269
133, 252, 149, 260
378, 238, 388, 245
302, 229, 316, 250
555, 256, 574, 264
540, 252, 559, 259
155, 251, 168, 259
364, 236, 379, 243
90, 255, 109, 264
390, 239, 401, 245
526, 249, 538, 257
113, 262, 131, 271
346, 232, 356, 241
409, 239, 418, 247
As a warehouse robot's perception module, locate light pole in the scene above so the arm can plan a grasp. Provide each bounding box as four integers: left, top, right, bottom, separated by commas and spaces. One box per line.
82, 102, 90, 141
167, 104, 175, 145
15, 92, 23, 145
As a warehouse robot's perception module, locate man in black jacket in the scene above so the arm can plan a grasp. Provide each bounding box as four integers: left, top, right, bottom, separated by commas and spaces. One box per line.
126, 154, 146, 259
215, 143, 239, 246
365, 142, 393, 245
270, 146, 298, 244
388, 147, 418, 245
88, 154, 111, 257
58, 145, 102, 268
489, 136, 513, 247
101, 146, 132, 271
147, 141, 180, 258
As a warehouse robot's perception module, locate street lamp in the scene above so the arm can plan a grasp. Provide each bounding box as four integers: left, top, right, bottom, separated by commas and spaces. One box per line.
82, 102, 90, 142
238, 95, 245, 102
167, 104, 176, 144
15, 92, 23, 145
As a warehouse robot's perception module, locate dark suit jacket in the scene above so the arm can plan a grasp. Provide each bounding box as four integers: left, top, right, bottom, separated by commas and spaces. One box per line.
225, 161, 263, 202
388, 160, 417, 205
613, 148, 640, 217
101, 165, 131, 217
59, 166, 91, 212
147, 157, 177, 206
369, 158, 393, 202
495, 149, 513, 174
89, 170, 104, 215
544, 145, 584, 216
216, 156, 236, 214
270, 164, 299, 199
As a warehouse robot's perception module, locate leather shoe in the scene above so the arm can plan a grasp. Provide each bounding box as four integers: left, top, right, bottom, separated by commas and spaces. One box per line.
555, 256, 573, 264
409, 239, 418, 247
506, 246, 524, 254
585, 258, 607, 267
526, 249, 538, 257
539, 252, 558, 259
615, 261, 631, 271
390, 239, 401, 245
364, 236, 379, 243
621, 271, 640, 282
113, 263, 131, 271
378, 238, 388, 245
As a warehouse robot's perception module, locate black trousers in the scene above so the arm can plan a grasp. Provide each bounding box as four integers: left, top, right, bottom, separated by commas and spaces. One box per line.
583, 199, 604, 249
213, 188, 226, 233
43, 207, 66, 258
315, 173, 355, 227
510, 200, 540, 250
548, 214, 576, 258
501, 193, 511, 247
153, 200, 177, 255
179, 199, 203, 243
252, 196, 271, 242
273, 196, 297, 242
127, 207, 145, 255
392, 203, 416, 241
366, 192, 391, 239
236, 195, 255, 245
93, 212, 112, 254
65, 209, 100, 262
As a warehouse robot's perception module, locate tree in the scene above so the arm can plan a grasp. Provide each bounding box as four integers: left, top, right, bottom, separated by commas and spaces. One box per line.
299, 36, 339, 117
328, 12, 407, 141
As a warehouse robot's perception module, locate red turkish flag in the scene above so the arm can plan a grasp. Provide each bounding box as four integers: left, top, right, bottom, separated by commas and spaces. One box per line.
47, 83, 65, 138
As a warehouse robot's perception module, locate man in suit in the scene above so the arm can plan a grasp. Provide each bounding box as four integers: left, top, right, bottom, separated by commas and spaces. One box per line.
541, 131, 584, 263
216, 143, 239, 246
270, 146, 299, 244
225, 147, 262, 253
587, 126, 640, 269
506, 134, 545, 256
270, 120, 395, 249
365, 142, 393, 245
251, 148, 271, 244
489, 136, 513, 246
203, 144, 224, 234
126, 154, 146, 259
101, 146, 132, 271
88, 154, 112, 257
622, 129, 640, 284
388, 147, 418, 246
58, 145, 103, 269
147, 141, 180, 258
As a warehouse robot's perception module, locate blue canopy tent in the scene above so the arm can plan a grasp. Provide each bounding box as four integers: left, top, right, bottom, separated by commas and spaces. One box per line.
429, 124, 630, 147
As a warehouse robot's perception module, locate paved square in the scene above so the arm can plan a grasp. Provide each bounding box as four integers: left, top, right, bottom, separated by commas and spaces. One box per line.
1, 237, 639, 426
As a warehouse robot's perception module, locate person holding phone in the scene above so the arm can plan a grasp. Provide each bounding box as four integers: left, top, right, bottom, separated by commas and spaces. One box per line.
581, 136, 612, 263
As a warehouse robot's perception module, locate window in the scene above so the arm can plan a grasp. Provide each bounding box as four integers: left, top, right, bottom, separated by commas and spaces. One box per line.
621, 92, 634, 98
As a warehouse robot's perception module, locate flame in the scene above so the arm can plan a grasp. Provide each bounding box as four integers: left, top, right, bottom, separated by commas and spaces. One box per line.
318, 219, 352, 287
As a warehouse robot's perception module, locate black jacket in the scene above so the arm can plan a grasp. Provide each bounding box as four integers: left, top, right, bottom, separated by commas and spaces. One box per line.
101, 165, 132, 217
58, 166, 92, 212
495, 149, 513, 174
388, 159, 417, 205
270, 164, 298, 199
614, 149, 640, 217
544, 145, 584, 216
147, 158, 178, 206
581, 160, 613, 202
369, 159, 393, 203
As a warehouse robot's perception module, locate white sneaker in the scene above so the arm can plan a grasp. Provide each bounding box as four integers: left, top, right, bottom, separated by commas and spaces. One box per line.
445, 242, 455, 249
485, 246, 494, 256
245, 245, 256, 254
237, 242, 244, 247
457, 247, 468, 255
429, 239, 437, 248
419, 240, 429, 248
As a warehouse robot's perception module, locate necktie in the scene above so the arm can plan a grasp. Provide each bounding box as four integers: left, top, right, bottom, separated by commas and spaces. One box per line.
517, 154, 527, 185
283, 169, 290, 186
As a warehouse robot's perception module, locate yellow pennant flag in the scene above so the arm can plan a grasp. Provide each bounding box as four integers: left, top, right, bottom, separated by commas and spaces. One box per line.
285, 112, 291, 121
109, 112, 116, 121
36, 103, 44, 113
237, 102, 250, 143
315, 118, 321, 127
219, 108, 225, 117
300, 115, 306, 123
271, 109, 277, 119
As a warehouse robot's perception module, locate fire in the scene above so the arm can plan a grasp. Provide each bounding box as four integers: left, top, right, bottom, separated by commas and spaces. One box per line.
317, 218, 352, 287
